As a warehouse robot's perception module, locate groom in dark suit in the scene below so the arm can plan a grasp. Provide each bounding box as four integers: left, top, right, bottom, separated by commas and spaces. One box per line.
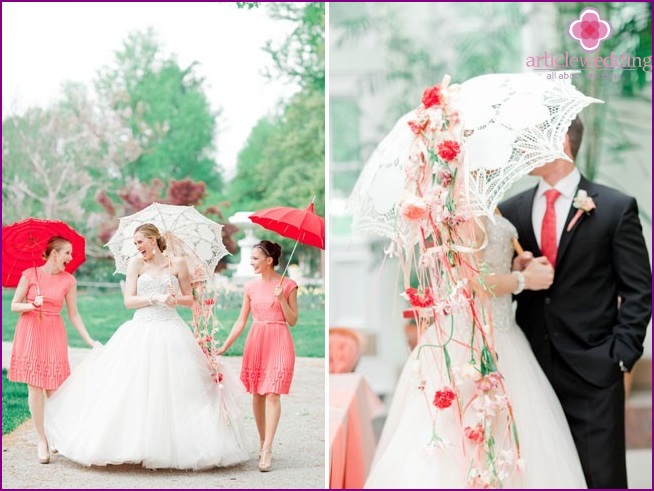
499, 116, 652, 489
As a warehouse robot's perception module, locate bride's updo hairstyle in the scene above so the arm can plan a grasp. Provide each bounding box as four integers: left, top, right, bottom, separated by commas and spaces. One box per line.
134, 223, 167, 252
254, 241, 282, 267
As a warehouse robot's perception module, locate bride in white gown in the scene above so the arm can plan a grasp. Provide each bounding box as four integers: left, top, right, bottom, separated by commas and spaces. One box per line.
365, 216, 587, 488
45, 224, 251, 469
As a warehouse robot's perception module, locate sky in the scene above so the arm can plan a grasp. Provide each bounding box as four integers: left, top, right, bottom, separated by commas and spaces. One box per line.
2, 2, 299, 180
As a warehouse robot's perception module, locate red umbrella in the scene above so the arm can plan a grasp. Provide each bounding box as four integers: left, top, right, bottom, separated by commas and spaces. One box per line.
249, 198, 325, 280
2, 218, 86, 288
249, 200, 325, 250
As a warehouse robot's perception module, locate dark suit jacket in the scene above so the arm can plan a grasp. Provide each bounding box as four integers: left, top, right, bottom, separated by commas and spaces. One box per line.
499, 176, 652, 387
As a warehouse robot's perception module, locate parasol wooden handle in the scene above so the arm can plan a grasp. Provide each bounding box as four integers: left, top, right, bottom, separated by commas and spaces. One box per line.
35, 268, 42, 321
494, 208, 525, 255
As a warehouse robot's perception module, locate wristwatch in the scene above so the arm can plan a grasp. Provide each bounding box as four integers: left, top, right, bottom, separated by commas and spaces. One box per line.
619, 360, 628, 373
511, 271, 525, 295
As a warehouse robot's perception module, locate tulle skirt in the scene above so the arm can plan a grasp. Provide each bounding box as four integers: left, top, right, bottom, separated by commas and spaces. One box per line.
45, 315, 252, 470
365, 324, 587, 489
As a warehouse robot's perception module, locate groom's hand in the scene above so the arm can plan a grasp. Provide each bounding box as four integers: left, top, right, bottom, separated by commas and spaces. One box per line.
523, 257, 554, 291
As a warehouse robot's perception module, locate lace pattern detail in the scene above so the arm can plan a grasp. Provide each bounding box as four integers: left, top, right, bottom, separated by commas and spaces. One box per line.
347, 112, 416, 238
480, 216, 520, 331
459, 73, 602, 217
132, 274, 183, 323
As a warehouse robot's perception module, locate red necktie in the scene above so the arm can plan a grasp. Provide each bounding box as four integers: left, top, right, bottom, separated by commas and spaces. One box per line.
541, 189, 561, 267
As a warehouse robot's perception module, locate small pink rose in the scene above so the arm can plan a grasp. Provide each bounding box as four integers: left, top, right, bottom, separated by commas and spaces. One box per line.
400, 196, 428, 221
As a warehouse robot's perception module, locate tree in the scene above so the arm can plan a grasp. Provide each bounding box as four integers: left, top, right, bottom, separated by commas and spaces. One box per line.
228, 88, 324, 270
95, 29, 224, 190
228, 2, 325, 275
263, 2, 325, 91
2, 83, 147, 228
227, 118, 276, 211
230, 90, 324, 214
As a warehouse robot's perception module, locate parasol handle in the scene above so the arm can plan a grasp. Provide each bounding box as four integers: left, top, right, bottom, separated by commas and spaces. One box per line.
34, 266, 42, 321
494, 208, 524, 255
278, 238, 301, 286
271, 238, 300, 305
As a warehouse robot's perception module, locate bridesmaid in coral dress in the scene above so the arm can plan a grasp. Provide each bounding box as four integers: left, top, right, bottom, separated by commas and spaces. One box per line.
218, 240, 299, 472
8, 236, 98, 464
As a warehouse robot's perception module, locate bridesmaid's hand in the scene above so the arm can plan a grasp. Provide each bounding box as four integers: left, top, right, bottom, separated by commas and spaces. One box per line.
215, 345, 227, 356
32, 295, 44, 307
273, 285, 283, 302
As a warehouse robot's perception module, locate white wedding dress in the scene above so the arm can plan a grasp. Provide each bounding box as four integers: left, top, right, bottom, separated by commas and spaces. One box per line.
365, 217, 587, 488
45, 273, 252, 470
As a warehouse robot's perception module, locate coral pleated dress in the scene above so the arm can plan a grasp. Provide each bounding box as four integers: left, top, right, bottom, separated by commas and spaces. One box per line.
240, 277, 298, 395
8, 267, 76, 390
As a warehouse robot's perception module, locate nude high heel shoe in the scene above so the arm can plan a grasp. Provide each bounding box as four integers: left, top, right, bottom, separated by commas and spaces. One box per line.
37, 442, 50, 464
258, 449, 272, 472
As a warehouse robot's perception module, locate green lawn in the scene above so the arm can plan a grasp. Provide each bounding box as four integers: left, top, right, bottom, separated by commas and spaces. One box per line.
2, 288, 325, 435
2, 289, 325, 357
2, 370, 30, 435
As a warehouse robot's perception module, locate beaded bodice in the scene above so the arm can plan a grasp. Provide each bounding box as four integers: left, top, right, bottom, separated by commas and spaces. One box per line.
480, 216, 520, 331
132, 274, 182, 323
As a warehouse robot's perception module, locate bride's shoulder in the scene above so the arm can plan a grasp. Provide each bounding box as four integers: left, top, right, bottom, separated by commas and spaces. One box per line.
127, 256, 145, 273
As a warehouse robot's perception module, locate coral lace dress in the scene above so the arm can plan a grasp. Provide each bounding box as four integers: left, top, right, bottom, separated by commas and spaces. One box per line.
8, 267, 76, 390
240, 277, 298, 395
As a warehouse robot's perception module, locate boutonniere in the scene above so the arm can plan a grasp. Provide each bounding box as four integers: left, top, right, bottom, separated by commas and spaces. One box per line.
567, 190, 596, 232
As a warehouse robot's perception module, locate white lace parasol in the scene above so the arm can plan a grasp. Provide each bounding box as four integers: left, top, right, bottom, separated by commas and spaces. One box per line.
105, 202, 229, 279
347, 111, 418, 239
458, 73, 602, 217
348, 73, 602, 238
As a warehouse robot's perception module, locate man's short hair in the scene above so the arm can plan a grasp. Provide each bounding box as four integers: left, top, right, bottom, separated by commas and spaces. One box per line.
568, 116, 584, 160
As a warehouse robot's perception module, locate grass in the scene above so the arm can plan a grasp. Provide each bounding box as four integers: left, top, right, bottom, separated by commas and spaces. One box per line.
2, 288, 325, 435
2, 289, 325, 357
2, 370, 30, 434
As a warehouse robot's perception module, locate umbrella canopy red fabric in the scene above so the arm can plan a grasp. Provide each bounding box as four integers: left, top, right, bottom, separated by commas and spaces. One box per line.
2, 218, 86, 287
249, 202, 325, 250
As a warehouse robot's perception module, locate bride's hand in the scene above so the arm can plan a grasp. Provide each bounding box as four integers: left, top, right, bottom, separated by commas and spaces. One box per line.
215, 345, 227, 356
512, 251, 533, 272
154, 293, 177, 308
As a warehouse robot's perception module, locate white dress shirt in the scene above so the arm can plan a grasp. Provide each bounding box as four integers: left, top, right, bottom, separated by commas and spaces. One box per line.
532, 167, 581, 248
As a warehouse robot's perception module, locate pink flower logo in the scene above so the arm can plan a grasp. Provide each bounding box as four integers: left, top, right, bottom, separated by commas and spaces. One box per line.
568, 7, 611, 52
